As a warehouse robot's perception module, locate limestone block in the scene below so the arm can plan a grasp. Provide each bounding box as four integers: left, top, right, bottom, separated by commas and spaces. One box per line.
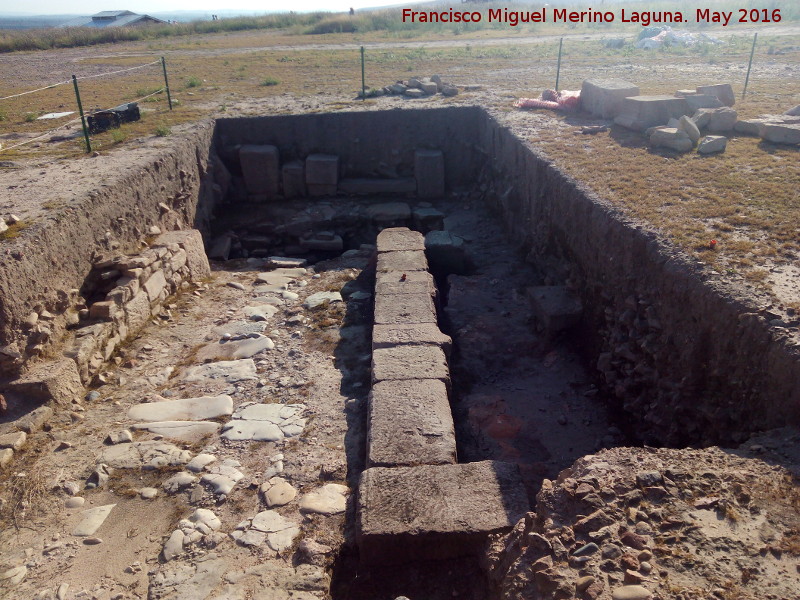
376, 250, 428, 273
614, 96, 691, 131
305, 154, 339, 197
580, 79, 640, 119
372, 345, 449, 385
240, 145, 280, 200
367, 379, 456, 467
376, 227, 425, 253
357, 461, 528, 565
374, 292, 437, 325
281, 160, 306, 199
696, 83, 735, 107
8, 358, 83, 406
697, 135, 728, 154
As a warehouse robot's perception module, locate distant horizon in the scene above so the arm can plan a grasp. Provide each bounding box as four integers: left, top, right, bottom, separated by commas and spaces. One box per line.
0, 0, 427, 18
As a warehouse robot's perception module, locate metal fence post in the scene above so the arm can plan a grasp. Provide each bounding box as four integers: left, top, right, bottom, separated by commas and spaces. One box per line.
555, 38, 563, 92
743, 32, 758, 100
361, 46, 366, 100
72, 75, 91, 154
162, 56, 173, 110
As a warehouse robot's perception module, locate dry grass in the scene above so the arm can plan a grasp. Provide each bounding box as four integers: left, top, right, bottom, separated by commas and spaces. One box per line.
0, 467, 49, 530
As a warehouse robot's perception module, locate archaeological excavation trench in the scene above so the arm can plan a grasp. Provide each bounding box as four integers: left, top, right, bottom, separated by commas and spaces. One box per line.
1, 106, 799, 599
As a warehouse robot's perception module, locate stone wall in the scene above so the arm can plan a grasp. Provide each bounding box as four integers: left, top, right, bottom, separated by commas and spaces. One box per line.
477, 110, 800, 446
357, 227, 528, 566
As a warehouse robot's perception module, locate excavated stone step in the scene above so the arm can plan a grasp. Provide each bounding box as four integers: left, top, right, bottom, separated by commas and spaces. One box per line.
357, 460, 528, 565
367, 379, 456, 468
371, 345, 450, 386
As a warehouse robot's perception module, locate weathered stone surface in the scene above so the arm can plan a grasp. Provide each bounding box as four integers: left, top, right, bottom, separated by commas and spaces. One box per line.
368, 379, 456, 467
303, 291, 342, 309
678, 115, 700, 143
197, 335, 274, 361
338, 178, 416, 195
131, 421, 221, 441
372, 345, 450, 385
155, 230, 211, 279
73, 503, 116, 536
15, 405, 54, 433
372, 323, 452, 354
759, 121, 800, 145
8, 358, 83, 406
696, 83, 735, 107
614, 96, 691, 131
357, 461, 528, 565
125, 291, 151, 333
183, 359, 258, 383
299, 483, 349, 515
683, 94, 724, 111
580, 79, 640, 119
734, 118, 766, 135
374, 292, 437, 325
415, 149, 445, 199
262, 477, 298, 507
128, 395, 233, 422
526, 286, 583, 335
693, 107, 737, 132
99, 440, 192, 469
649, 127, 693, 152
375, 270, 436, 297
0, 430, 27, 451
425, 230, 471, 274
612, 585, 653, 600
412, 207, 445, 233
281, 160, 306, 199
697, 135, 727, 154
365, 202, 412, 224
240, 145, 280, 200
376, 227, 425, 253
0, 447, 13, 468
376, 250, 428, 273
305, 154, 338, 196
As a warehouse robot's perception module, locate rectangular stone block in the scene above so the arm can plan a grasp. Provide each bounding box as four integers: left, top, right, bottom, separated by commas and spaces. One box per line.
339, 178, 416, 195
125, 291, 152, 333
374, 292, 437, 325
89, 301, 117, 321
143, 270, 167, 304
305, 154, 339, 185
240, 145, 280, 200
155, 230, 211, 279
526, 286, 583, 336
614, 95, 691, 131
357, 461, 529, 565
375, 270, 436, 297
414, 149, 445, 199
7, 358, 84, 406
281, 160, 306, 199
368, 379, 456, 468
372, 323, 452, 356
376, 227, 425, 253
376, 250, 428, 273
696, 83, 735, 107
580, 79, 640, 119
372, 345, 449, 385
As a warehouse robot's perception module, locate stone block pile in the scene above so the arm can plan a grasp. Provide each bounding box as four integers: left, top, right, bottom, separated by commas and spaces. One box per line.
357, 227, 528, 565
362, 74, 460, 99
582, 79, 800, 154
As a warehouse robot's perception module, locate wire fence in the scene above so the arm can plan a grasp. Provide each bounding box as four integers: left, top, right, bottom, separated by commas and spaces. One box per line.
0, 57, 173, 154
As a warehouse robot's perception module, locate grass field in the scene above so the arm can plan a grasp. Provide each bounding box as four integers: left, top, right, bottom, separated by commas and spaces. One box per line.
0, 15, 798, 306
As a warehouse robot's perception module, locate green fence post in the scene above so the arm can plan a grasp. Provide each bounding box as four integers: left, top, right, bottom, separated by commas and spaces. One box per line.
555, 38, 563, 92
162, 56, 173, 110
361, 46, 366, 100
72, 74, 91, 154
742, 32, 758, 100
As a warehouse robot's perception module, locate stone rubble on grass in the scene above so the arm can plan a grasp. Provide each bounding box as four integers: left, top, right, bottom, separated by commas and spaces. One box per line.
365, 74, 460, 99
221, 402, 306, 442
697, 135, 728, 154
298, 483, 349, 515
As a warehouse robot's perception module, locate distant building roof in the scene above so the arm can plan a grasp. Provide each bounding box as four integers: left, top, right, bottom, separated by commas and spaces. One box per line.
59, 10, 168, 28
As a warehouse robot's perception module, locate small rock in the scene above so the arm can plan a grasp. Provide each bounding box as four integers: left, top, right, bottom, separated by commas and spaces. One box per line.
65, 497, 85, 509
0, 565, 27, 586
0, 447, 13, 468
576, 575, 596, 593
303, 291, 342, 310
611, 585, 652, 600
261, 477, 298, 507
105, 430, 133, 445
697, 135, 727, 154
83, 537, 103, 545
299, 483, 348, 515
140, 487, 158, 499
162, 530, 184, 561
0, 431, 27, 451
227, 282, 246, 291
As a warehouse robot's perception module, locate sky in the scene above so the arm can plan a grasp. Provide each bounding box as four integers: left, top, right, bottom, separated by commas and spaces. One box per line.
6, 0, 425, 16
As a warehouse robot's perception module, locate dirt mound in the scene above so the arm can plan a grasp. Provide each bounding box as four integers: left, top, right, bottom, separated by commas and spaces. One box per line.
485, 438, 800, 599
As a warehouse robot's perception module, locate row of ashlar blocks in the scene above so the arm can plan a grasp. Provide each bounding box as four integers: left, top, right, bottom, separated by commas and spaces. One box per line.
356, 227, 529, 566
239, 145, 445, 201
